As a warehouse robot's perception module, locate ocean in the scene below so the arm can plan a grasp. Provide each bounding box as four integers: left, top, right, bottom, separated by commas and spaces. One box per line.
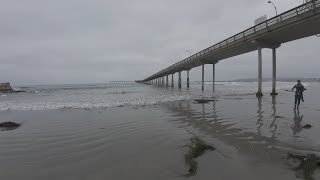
0, 81, 319, 180
0, 81, 299, 111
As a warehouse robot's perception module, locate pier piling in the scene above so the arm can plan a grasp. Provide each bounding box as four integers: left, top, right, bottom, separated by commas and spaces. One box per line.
202, 65, 205, 91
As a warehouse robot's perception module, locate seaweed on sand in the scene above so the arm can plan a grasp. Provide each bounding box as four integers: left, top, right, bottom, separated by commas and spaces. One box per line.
184, 137, 215, 176
287, 153, 320, 180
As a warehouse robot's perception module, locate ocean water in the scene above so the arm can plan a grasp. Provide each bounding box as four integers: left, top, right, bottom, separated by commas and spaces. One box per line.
0, 81, 302, 111
1, 81, 320, 180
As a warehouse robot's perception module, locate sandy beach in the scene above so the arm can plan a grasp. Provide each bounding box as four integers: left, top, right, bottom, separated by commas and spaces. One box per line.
0, 82, 320, 180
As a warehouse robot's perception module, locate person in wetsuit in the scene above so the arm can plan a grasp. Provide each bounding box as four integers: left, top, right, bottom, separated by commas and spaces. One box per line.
291, 80, 306, 109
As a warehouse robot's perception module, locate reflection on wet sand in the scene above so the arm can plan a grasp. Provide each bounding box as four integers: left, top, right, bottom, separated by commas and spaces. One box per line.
270, 96, 278, 139
163, 96, 314, 163
291, 109, 304, 136
257, 96, 264, 136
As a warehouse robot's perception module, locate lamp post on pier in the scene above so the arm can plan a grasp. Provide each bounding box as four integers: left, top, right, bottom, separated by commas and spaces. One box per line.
267, 1, 278, 16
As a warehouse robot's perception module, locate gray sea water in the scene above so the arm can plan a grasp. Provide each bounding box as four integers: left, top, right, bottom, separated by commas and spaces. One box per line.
0, 81, 320, 180
0, 81, 301, 111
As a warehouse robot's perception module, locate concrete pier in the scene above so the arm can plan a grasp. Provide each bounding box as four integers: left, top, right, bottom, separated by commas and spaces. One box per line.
187, 70, 190, 88
178, 71, 182, 89
166, 75, 169, 87
212, 64, 215, 92
202, 65, 204, 91
138, 2, 320, 97
171, 73, 174, 87
256, 47, 263, 97
270, 48, 278, 95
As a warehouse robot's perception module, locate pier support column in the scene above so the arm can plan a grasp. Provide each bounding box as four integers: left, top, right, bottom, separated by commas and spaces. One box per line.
270, 48, 278, 96
163, 76, 165, 86
162, 76, 164, 86
212, 64, 215, 92
256, 47, 263, 97
187, 70, 190, 88
178, 71, 182, 89
171, 73, 174, 87
166, 75, 169, 87
202, 64, 205, 91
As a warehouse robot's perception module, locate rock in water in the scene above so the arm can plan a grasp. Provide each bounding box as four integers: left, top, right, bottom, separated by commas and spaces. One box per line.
302, 124, 312, 129
194, 99, 214, 104
0, 121, 20, 127
0, 82, 13, 92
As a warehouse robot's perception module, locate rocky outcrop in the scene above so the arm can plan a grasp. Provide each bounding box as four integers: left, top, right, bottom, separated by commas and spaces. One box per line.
0, 82, 26, 93
0, 82, 13, 92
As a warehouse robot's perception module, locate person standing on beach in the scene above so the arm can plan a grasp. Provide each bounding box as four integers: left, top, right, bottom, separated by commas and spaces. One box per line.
292, 80, 306, 109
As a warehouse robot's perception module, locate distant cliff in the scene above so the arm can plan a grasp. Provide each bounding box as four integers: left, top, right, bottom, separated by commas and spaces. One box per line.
0, 82, 13, 92
231, 78, 320, 82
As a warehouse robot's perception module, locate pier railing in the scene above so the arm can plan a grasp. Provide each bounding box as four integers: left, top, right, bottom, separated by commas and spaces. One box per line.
143, 0, 320, 81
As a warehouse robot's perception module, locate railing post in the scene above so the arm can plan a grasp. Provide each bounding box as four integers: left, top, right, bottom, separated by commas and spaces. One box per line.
266, 21, 268, 29
279, 15, 282, 22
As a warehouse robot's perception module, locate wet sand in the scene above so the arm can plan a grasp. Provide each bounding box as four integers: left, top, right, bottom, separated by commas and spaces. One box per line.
0, 84, 320, 180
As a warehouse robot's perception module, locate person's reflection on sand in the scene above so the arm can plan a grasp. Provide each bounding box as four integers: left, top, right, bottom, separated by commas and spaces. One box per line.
291, 109, 304, 135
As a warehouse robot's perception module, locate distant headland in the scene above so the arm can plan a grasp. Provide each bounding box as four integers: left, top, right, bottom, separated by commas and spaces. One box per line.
230, 77, 320, 82
0, 82, 13, 92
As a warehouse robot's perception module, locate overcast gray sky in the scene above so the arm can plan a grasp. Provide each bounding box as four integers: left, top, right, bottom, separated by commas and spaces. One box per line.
0, 0, 319, 85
